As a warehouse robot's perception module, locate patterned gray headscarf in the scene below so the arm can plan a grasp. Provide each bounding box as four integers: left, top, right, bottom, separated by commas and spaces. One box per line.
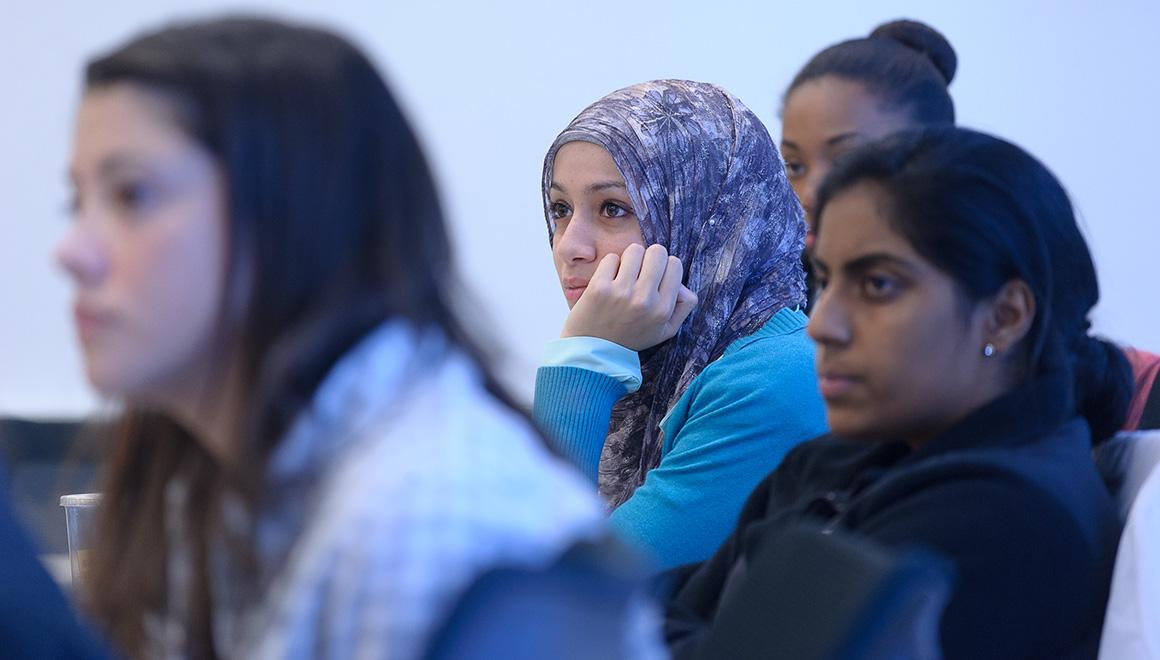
542, 80, 805, 506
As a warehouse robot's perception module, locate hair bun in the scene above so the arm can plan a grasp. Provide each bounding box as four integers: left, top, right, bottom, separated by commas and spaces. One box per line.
870, 19, 957, 85
1072, 335, 1133, 444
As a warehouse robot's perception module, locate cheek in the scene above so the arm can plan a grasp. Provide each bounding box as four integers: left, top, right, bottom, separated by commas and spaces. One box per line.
791, 183, 816, 235
855, 308, 974, 429
819, 307, 920, 425
789, 179, 809, 208
603, 225, 645, 258
122, 210, 227, 376
868, 312, 953, 389
162, 211, 225, 326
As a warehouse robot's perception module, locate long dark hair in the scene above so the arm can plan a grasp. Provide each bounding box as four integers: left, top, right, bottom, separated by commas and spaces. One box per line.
82, 16, 510, 656
784, 19, 957, 124
815, 126, 1132, 443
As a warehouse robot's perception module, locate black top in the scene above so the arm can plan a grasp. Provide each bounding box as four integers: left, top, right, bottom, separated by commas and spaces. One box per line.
664, 373, 1121, 659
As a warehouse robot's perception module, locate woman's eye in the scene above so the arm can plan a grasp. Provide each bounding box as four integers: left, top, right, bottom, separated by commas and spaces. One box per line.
784, 161, 805, 178
549, 201, 571, 220
113, 182, 154, 214
601, 201, 632, 218
862, 274, 899, 299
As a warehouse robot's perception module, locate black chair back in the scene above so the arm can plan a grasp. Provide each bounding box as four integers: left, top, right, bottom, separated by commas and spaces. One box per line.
675, 524, 954, 660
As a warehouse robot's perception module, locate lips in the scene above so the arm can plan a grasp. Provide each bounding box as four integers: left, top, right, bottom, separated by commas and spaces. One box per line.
817, 371, 860, 400
561, 277, 588, 304
73, 303, 114, 343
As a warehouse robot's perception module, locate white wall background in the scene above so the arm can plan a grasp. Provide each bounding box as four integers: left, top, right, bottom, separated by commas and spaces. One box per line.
2, 0, 1157, 416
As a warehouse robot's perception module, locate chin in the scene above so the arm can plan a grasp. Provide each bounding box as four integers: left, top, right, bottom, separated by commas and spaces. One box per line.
84, 355, 147, 400
85, 367, 129, 399
825, 410, 880, 442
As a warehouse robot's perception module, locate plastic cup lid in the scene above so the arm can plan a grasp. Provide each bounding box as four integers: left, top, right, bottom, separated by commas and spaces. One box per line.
59, 493, 103, 507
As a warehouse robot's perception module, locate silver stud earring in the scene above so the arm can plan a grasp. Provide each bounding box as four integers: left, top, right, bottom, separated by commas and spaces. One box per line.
983, 343, 996, 358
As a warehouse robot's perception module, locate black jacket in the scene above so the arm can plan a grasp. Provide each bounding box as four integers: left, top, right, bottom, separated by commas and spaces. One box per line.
665, 374, 1121, 659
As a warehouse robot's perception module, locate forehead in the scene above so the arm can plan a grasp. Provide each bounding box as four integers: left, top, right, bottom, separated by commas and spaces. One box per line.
814, 182, 918, 262
551, 141, 624, 185
782, 76, 912, 142
73, 84, 191, 163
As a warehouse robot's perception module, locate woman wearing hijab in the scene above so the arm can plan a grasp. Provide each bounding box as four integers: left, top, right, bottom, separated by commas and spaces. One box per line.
534, 80, 827, 570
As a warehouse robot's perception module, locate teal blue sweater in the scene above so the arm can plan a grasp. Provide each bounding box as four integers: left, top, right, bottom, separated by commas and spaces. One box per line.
533, 308, 827, 570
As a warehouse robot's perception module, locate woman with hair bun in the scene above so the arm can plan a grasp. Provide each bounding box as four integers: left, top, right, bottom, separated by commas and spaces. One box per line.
779, 19, 957, 307
780, 18, 1160, 425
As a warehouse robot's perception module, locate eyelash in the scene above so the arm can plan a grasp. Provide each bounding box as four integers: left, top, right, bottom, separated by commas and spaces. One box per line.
65, 180, 159, 221
601, 201, 633, 218
549, 201, 571, 220
548, 200, 635, 220
113, 182, 152, 211
811, 273, 902, 301
862, 274, 899, 300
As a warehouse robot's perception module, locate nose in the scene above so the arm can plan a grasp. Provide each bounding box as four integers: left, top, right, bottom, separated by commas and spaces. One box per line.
55, 221, 109, 287
552, 214, 597, 265
799, 166, 830, 222
807, 281, 851, 348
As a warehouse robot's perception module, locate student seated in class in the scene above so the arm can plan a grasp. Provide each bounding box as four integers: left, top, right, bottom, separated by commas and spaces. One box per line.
57, 16, 619, 658
534, 79, 826, 570
664, 126, 1130, 659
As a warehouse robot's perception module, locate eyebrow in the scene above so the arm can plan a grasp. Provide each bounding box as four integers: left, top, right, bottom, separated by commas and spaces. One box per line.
781, 132, 862, 152
825, 132, 863, 147
98, 154, 150, 178
549, 180, 629, 194
66, 153, 144, 187
812, 251, 920, 277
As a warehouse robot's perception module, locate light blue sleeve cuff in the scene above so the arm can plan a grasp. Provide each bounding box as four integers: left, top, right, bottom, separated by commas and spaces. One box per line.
542, 337, 642, 393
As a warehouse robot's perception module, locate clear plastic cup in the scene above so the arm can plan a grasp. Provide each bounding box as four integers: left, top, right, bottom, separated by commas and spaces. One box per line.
59, 493, 102, 586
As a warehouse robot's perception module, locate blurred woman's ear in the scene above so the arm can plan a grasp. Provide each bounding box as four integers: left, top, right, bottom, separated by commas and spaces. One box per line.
981, 279, 1036, 358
